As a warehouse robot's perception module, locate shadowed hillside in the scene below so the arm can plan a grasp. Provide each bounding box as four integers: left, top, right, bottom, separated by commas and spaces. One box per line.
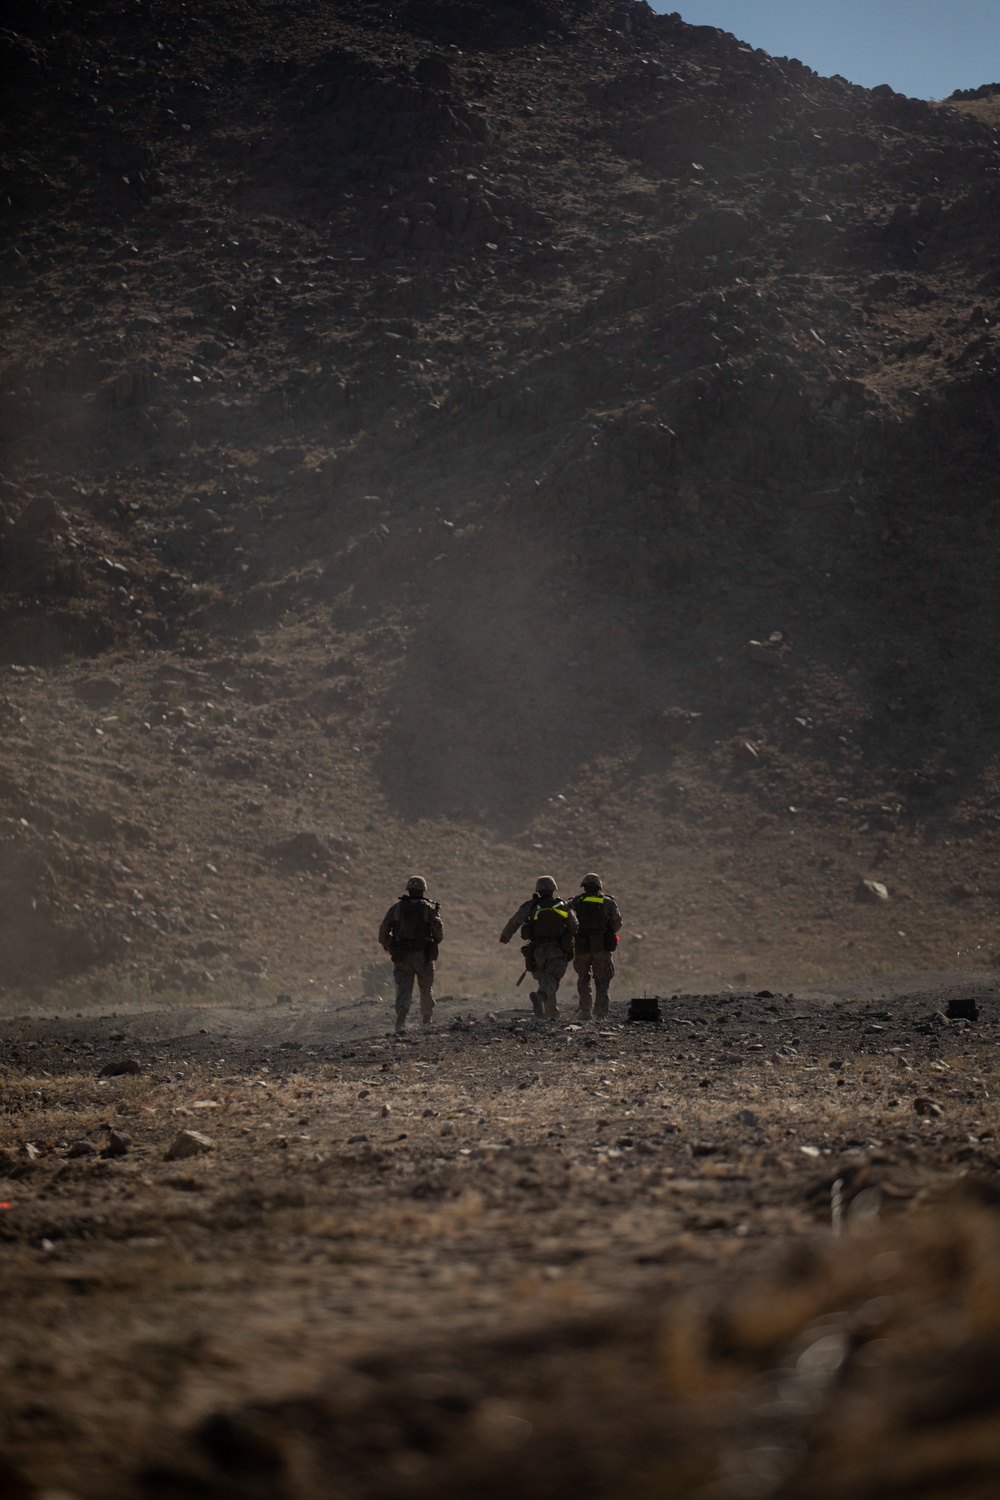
3, 0, 1000, 996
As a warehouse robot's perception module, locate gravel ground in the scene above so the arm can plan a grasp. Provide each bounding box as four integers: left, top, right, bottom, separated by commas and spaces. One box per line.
1, 975, 998, 1497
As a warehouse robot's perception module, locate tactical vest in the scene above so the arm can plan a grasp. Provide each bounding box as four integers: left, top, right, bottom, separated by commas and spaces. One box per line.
576, 894, 608, 933
530, 897, 571, 939
395, 897, 434, 942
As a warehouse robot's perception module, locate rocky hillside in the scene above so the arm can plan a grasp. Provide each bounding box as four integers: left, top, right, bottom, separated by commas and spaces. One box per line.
3, 0, 1000, 1000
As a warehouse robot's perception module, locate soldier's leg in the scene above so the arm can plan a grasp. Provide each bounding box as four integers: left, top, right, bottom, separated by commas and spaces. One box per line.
538, 945, 569, 1019
528, 959, 546, 1017
574, 954, 594, 1017
414, 955, 436, 1025
393, 959, 416, 1032
593, 952, 615, 1018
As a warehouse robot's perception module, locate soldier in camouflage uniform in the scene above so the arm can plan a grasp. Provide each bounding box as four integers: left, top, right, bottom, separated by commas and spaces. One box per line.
378, 876, 444, 1034
499, 876, 578, 1019
568, 873, 622, 1020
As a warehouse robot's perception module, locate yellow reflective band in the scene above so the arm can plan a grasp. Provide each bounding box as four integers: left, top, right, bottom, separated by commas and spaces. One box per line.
582, 896, 603, 903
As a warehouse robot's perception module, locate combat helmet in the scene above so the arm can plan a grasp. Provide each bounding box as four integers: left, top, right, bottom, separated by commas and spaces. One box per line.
406, 875, 428, 893
581, 872, 603, 891
535, 875, 558, 896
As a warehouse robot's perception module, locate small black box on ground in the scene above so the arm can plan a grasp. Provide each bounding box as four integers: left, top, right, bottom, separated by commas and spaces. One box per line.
628, 996, 662, 1023
946, 997, 980, 1021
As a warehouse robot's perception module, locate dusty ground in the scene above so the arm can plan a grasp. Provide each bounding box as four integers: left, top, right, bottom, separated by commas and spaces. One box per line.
5, 4, 1000, 1493
1, 973, 999, 1497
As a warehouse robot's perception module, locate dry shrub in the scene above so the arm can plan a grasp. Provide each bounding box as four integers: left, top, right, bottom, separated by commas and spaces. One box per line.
139, 1183, 1000, 1500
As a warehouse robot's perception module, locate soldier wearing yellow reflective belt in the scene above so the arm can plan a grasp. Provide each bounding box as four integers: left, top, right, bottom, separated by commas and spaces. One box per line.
498, 876, 579, 1019
568, 873, 622, 1020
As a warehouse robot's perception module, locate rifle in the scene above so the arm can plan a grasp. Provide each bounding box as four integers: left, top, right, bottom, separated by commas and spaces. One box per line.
515, 939, 535, 987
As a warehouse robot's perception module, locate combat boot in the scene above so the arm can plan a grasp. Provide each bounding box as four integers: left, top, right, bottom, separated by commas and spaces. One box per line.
394, 1010, 408, 1035
578, 1006, 593, 1021
420, 1011, 433, 1028
529, 991, 544, 1018
544, 997, 560, 1020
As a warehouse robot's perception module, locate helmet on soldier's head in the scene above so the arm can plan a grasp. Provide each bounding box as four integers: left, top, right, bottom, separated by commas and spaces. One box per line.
581, 873, 603, 891
406, 875, 427, 893
535, 875, 557, 896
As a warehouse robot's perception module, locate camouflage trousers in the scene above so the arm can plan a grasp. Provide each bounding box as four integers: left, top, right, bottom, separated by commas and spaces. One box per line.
392, 950, 436, 1022
530, 939, 569, 1019
574, 949, 615, 1017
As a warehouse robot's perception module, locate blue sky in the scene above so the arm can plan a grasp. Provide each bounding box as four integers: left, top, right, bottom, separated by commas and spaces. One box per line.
651, 2, 1000, 100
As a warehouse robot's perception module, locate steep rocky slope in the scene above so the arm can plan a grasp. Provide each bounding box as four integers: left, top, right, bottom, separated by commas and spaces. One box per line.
3, 0, 1000, 999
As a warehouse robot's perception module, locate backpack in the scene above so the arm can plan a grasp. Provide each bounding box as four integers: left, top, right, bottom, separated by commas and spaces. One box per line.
529, 897, 571, 940
576, 894, 608, 934
395, 896, 434, 942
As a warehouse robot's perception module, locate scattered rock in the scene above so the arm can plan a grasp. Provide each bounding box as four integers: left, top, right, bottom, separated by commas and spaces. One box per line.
380, 1103, 391, 1117
267, 831, 333, 867
102, 1129, 131, 1157
913, 1097, 943, 1118
66, 1140, 96, 1158
13, 493, 67, 537
165, 1129, 214, 1161
743, 640, 784, 668
99, 1059, 142, 1077
74, 676, 123, 708
856, 879, 890, 903
651, 707, 701, 747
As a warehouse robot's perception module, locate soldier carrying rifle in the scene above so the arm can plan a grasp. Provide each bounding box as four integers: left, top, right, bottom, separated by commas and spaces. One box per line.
499, 876, 578, 1020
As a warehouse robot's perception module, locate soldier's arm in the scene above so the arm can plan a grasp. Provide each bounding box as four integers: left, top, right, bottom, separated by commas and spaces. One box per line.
378, 905, 397, 950
606, 898, 622, 934
499, 901, 531, 942
565, 906, 580, 936
431, 911, 444, 943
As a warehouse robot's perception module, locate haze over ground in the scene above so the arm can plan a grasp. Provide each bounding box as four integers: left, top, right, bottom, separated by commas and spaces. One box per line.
664, 0, 1000, 99
4, 1, 1000, 1494
6, 0, 1000, 999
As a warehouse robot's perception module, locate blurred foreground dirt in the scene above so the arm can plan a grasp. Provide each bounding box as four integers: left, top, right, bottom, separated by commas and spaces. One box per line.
2, 977, 999, 1498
